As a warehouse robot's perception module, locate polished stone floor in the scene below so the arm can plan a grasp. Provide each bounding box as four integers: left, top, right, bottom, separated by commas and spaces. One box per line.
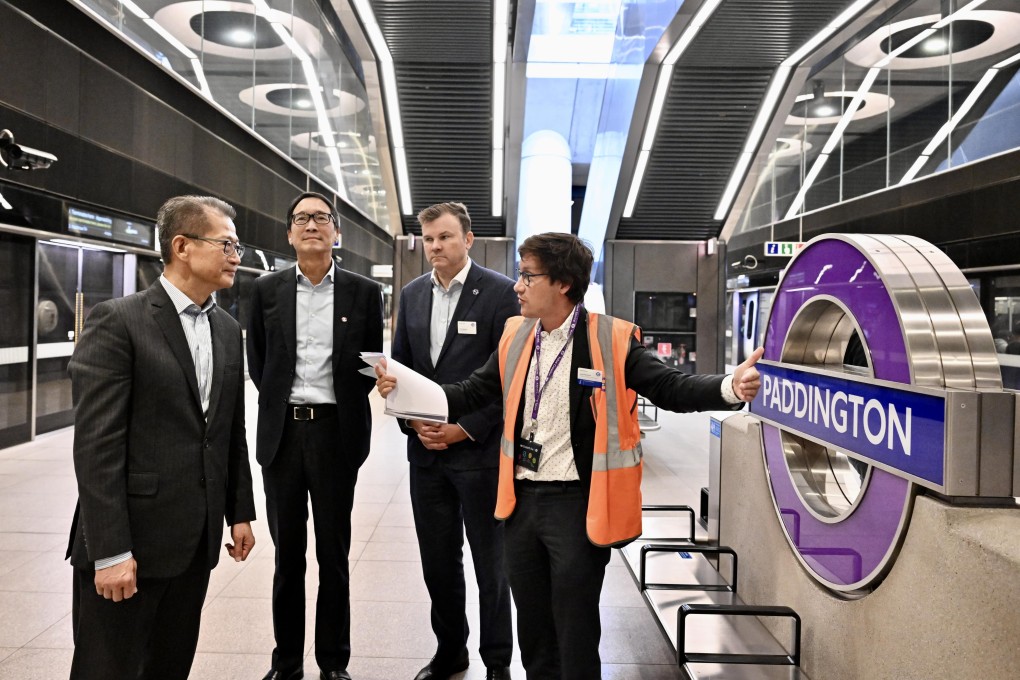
0, 380, 719, 679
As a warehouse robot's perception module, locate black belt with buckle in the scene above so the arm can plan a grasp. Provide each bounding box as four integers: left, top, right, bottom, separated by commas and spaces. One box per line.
288, 404, 336, 421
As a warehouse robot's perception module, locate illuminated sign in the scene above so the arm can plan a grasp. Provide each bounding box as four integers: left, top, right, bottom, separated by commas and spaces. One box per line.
67, 206, 154, 248
752, 363, 946, 485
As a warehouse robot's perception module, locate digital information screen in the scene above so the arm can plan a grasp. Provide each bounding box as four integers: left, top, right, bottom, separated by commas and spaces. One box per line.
67, 206, 154, 248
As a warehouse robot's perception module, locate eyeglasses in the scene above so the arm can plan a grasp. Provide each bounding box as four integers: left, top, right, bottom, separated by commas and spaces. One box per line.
516, 268, 549, 287
291, 212, 335, 226
182, 234, 246, 258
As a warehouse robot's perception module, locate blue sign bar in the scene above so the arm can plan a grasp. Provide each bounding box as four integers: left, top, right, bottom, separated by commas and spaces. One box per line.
750, 364, 946, 486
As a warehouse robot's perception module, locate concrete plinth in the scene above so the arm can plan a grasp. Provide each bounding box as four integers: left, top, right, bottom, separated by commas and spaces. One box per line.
719, 414, 1020, 679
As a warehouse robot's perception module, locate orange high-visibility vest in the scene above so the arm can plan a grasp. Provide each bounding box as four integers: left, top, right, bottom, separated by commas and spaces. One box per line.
495, 312, 644, 547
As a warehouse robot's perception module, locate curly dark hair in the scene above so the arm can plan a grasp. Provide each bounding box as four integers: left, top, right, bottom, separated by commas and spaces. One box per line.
518, 233, 593, 304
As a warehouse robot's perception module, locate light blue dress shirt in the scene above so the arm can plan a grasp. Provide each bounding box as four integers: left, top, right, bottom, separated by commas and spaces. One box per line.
289, 262, 337, 405
429, 259, 472, 367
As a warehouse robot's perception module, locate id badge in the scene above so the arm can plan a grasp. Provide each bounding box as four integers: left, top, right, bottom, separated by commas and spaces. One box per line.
577, 367, 604, 389
516, 438, 542, 471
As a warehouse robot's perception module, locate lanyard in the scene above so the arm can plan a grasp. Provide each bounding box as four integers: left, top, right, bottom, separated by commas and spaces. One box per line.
529, 305, 581, 434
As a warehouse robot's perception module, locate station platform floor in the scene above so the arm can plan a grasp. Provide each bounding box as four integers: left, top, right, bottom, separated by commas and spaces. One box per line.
0, 380, 717, 679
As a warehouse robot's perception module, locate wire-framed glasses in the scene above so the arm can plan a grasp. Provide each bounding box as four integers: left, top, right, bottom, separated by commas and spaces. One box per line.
516, 268, 549, 287
182, 234, 245, 258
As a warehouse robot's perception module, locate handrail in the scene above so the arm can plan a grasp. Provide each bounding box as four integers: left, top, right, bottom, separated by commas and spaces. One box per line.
678, 603, 802, 667
639, 544, 737, 592
640, 504, 696, 541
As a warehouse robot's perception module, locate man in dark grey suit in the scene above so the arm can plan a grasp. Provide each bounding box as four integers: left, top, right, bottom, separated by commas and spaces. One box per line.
247, 191, 384, 680
391, 202, 518, 680
67, 195, 256, 680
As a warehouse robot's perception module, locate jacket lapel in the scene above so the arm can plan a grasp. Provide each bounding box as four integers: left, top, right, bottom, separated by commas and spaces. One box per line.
149, 282, 203, 412
279, 272, 298, 368
332, 268, 352, 378
414, 279, 436, 375
434, 265, 483, 369
204, 307, 228, 425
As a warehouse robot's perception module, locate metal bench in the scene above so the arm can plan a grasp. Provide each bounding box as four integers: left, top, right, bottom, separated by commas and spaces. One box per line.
618, 507, 809, 679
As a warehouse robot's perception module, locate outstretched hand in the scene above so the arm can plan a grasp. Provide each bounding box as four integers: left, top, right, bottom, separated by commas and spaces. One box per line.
374, 358, 397, 397
732, 346, 764, 402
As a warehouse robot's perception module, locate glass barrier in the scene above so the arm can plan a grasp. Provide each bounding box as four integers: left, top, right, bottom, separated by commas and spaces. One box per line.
733, 0, 1020, 237
70, 0, 389, 231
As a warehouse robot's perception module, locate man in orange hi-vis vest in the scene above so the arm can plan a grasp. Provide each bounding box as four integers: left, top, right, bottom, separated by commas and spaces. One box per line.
376, 233, 763, 680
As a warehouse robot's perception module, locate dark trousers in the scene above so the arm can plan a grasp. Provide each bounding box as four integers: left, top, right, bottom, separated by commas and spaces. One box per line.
410, 459, 513, 668
263, 416, 358, 673
69, 541, 210, 680
504, 483, 611, 680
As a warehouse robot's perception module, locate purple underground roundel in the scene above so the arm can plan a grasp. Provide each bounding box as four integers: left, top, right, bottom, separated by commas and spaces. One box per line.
758, 238, 914, 592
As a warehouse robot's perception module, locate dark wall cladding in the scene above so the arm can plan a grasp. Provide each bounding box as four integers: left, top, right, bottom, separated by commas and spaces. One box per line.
0, 0, 392, 277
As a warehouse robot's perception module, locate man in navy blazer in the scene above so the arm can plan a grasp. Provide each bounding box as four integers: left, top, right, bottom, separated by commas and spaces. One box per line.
247, 192, 384, 680
391, 202, 518, 680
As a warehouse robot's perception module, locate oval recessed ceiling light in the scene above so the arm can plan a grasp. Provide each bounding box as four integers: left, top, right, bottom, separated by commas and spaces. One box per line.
846, 11, 1020, 70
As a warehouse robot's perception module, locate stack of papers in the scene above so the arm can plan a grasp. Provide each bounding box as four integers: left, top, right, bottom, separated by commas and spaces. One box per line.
360, 352, 449, 423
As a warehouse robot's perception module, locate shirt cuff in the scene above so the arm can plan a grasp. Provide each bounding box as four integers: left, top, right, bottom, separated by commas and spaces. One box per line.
458, 423, 475, 441
720, 374, 742, 405
95, 551, 133, 570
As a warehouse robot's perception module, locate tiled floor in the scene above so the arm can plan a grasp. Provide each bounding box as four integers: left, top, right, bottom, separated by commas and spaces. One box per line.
0, 381, 718, 679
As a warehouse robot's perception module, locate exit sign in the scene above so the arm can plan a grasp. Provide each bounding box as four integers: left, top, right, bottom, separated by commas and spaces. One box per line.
765, 241, 806, 257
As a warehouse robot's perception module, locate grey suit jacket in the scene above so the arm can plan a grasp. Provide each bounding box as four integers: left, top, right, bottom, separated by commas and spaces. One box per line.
66, 281, 256, 579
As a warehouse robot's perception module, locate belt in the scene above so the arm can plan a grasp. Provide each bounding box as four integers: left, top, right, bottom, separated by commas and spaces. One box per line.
514, 479, 582, 491
288, 404, 336, 421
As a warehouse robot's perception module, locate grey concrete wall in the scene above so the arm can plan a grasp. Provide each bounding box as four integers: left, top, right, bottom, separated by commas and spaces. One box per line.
718, 414, 1020, 679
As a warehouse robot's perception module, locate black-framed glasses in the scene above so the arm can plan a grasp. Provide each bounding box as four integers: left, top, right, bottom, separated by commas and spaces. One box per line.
516, 268, 549, 287
291, 212, 335, 226
182, 234, 245, 258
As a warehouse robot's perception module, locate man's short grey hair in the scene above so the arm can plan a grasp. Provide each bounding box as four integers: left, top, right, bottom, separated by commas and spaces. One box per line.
157, 196, 236, 264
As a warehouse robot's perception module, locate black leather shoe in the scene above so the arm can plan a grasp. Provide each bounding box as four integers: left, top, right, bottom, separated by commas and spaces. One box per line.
413, 649, 469, 680
320, 672, 352, 680
485, 667, 511, 680
262, 669, 303, 680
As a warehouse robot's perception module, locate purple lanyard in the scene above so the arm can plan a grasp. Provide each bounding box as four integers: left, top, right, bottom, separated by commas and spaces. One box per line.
530, 305, 581, 429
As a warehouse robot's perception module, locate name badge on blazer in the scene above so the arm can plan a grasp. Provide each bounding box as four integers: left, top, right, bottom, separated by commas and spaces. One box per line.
457, 321, 477, 335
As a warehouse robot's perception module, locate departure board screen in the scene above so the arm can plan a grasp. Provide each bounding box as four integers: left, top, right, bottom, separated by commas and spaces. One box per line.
67, 205, 154, 248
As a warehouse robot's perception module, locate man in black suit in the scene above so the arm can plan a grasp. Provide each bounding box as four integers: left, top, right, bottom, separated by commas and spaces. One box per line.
391, 202, 518, 680
67, 195, 256, 680
247, 191, 384, 680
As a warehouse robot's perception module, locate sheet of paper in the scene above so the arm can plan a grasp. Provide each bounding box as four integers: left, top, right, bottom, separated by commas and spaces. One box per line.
361, 353, 449, 423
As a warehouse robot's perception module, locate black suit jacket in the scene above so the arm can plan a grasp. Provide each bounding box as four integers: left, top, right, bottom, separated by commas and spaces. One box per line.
246, 264, 384, 469
391, 262, 518, 469
67, 281, 256, 579
444, 309, 737, 498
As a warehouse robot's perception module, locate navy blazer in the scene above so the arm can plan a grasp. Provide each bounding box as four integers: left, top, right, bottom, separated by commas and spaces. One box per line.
247, 264, 384, 470
391, 262, 518, 469
67, 281, 256, 579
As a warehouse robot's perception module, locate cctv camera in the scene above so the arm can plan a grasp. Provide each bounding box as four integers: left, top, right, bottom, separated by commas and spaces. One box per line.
0, 129, 58, 171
